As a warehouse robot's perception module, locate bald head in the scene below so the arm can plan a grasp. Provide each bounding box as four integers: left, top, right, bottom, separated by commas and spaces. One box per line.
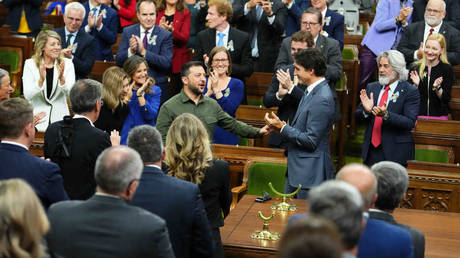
336, 163, 377, 210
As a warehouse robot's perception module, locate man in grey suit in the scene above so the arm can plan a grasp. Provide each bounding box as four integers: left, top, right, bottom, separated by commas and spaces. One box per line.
369, 161, 425, 258
46, 146, 174, 258
274, 7, 342, 86
265, 48, 335, 198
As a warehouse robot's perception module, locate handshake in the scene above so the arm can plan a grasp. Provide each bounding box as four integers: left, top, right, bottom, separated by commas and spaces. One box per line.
258, 112, 286, 136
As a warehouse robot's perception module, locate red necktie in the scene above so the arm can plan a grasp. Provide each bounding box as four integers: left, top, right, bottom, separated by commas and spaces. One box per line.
428, 28, 434, 36
143, 30, 149, 49
371, 86, 390, 148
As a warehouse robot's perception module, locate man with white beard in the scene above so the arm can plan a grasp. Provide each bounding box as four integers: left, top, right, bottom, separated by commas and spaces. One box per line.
397, 0, 460, 65
355, 50, 420, 167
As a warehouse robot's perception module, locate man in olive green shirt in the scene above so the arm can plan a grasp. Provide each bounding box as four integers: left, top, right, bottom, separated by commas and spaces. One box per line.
156, 61, 270, 143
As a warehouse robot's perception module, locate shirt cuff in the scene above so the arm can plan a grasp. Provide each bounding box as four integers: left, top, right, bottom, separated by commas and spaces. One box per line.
276, 92, 284, 101
413, 50, 419, 61
85, 25, 91, 33
287, 0, 294, 9
280, 124, 287, 133
128, 49, 134, 57
97, 23, 103, 31
244, 3, 249, 15
363, 110, 369, 118
287, 84, 295, 94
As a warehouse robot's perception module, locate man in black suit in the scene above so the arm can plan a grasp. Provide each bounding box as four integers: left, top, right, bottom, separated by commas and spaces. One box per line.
128, 125, 214, 258
232, 0, 287, 72
263, 30, 314, 149
46, 145, 175, 258
397, 0, 460, 66
195, 0, 253, 82
0, 98, 68, 209
370, 161, 425, 258
412, 0, 460, 30
44, 79, 111, 200
56, 2, 97, 79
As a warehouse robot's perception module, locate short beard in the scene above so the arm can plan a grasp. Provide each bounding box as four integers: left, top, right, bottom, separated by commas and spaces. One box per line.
190, 85, 203, 96
379, 71, 398, 86
424, 14, 442, 26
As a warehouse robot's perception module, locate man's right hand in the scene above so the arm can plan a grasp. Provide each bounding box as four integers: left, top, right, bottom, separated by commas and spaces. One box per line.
416, 42, 424, 60
359, 89, 374, 113
247, 0, 261, 10
61, 47, 72, 59
129, 34, 138, 54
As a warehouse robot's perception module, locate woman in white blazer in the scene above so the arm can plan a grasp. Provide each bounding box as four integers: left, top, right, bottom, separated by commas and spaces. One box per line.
23, 30, 75, 132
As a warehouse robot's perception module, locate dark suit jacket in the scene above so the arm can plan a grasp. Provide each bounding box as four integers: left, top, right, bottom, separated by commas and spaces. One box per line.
4, 0, 42, 34
323, 8, 344, 50
47, 195, 175, 258
157, 9, 191, 74
116, 24, 173, 86
0, 142, 68, 209
263, 65, 307, 148
44, 117, 111, 200
199, 159, 232, 228
284, 0, 309, 37
274, 34, 342, 86
280, 79, 335, 189
56, 27, 97, 79
130, 166, 213, 258
397, 21, 460, 65
82, 2, 118, 61
355, 81, 420, 167
194, 26, 254, 81
369, 210, 425, 258
412, 0, 460, 31
358, 218, 413, 258
232, 0, 287, 72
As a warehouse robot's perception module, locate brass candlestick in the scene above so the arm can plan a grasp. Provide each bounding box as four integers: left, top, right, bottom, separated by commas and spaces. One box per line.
250, 211, 280, 241
268, 182, 301, 211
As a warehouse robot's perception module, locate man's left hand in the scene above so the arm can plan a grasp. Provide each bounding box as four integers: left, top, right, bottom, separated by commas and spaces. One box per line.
264, 112, 286, 133
372, 102, 387, 117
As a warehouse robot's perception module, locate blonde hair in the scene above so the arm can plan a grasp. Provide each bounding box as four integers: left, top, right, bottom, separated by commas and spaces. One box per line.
102, 66, 130, 110
0, 179, 49, 258
165, 113, 212, 184
32, 30, 63, 69
415, 33, 449, 80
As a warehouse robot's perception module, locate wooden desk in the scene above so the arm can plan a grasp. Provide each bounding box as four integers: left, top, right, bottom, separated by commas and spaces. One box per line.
222, 195, 306, 258
223, 195, 460, 258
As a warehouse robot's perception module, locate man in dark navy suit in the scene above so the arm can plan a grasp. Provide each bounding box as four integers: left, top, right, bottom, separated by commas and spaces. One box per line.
56, 2, 97, 79
310, 0, 344, 49
82, 0, 119, 61
356, 50, 420, 167
0, 98, 68, 209
116, 0, 173, 105
128, 125, 213, 258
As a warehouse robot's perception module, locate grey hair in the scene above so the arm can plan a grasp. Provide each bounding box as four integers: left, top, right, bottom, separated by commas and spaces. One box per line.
309, 180, 364, 250
127, 125, 163, 163
70, 79, 101, 114
371, 161, 409, 211
65, 2, 86, 18
0, 69, 8, 87
377, 50, 408, 81
94, 146, 143, 195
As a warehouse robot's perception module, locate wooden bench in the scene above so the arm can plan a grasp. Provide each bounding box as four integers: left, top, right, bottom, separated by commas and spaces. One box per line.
453, 65, 460, 85
88, 61, 117, 82
0, 26, 34, 95
235, 105, 277, 147
404, 160, 460, 213
41, 14, 64, 30
412, 119, 460, 163
212, 144, 285, 189
245, 72, 273, 105
450, 85, 460, 120
342, 58, 359, 137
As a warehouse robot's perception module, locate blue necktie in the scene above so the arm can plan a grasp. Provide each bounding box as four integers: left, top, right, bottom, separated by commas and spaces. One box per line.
91, 7, 98, 16
217, 32, 224, 47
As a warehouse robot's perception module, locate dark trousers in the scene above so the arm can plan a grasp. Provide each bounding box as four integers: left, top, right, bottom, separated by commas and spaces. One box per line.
212, 227, 224, 258
364, 144, 385, 167
358, 45, 378, 92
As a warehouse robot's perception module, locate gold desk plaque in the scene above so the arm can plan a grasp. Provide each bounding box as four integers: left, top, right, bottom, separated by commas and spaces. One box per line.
268, 182, 301, 212
250, 211, 280, 241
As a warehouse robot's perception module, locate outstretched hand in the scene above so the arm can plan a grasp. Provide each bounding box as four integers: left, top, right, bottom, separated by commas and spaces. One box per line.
359, 89, 374, 113
264, 112, 286, 133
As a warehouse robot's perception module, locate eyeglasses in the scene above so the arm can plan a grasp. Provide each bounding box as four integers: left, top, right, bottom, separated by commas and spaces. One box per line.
301, 22, 319, 27
213, 58, 228, 63
426, 8, 441, 14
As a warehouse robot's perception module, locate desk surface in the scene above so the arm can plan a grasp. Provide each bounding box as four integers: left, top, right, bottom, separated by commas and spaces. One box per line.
223, 195, 460, 258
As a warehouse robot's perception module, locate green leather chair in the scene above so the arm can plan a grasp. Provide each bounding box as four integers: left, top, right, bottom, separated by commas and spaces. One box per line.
414, 144, 455, 163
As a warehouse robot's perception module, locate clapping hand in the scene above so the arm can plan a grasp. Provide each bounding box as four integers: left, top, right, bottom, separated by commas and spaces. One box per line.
205, 69, 218, 97
159, 16, 173, 32
96, 12, 103, 29
433, 77, 443, 89
110, 130, 121, 146
61, 46, 72, 58
409, 70, 420, 87
129, 34, 138, 54
359, 89, 374, 113
33, 111, 47, 126
416, 42, 424, 60
372, 102, 387, 117
58, 61, 65, 85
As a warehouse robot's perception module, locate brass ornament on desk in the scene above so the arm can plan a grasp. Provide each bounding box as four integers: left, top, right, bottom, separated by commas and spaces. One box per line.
250, 211, 280, 241
268, 182, 301, 211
